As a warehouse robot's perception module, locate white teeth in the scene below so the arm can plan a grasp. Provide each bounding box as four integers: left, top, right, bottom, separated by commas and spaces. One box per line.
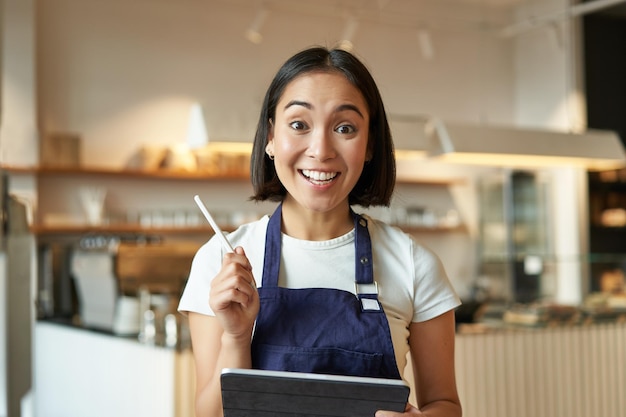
301, 169, 338, 182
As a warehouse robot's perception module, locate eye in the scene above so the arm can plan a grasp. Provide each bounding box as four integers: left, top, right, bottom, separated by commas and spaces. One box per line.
289, 120, 308, 131
336, 124, 356, 135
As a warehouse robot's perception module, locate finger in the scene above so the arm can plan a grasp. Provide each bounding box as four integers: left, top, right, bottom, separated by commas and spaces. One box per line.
215, 260, 253, 284
234, 247, 257, 288
211, 284, 255, 310
222, 249, 255, 288
212, 273, 255, 299
216, 268, 256, 298
375, 404, 419, 417
232, 287, 254, 308
235, 279, 255, 296
232, 246, 253, 271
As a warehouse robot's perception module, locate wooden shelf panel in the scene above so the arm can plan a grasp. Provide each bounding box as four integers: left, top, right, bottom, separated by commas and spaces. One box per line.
30, 224, 227, 236
3, 165, 465, 185
396, 177, 466, 186
31, 223, 464, 236
404, 225, 466, 233
4, 165, 249, 181
7, 164, 465, 237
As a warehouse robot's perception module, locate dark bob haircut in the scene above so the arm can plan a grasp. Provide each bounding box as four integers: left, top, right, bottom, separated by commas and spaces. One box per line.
250, 46, 396, 208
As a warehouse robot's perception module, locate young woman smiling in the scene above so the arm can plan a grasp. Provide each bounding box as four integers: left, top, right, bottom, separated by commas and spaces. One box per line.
179, 46, 462, 417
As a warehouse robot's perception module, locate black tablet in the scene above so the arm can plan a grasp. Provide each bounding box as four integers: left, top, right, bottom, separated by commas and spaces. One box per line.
221, 368, 409, 417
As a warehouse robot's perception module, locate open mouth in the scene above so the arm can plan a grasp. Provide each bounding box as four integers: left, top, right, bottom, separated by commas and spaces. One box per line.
300, 169, 339, 185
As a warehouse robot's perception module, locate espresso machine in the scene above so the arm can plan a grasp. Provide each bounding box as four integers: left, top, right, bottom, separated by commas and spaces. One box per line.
68, 236, 199, 335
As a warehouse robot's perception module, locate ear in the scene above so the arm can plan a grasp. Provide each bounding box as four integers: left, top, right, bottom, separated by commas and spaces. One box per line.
266, 119, 275, 156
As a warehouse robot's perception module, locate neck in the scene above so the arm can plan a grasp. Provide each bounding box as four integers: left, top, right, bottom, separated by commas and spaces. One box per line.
280, 199, 353, 241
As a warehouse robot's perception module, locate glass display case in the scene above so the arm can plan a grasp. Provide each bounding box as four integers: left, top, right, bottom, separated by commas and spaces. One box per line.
472, 168, 626, 327
477, 169, 551, 303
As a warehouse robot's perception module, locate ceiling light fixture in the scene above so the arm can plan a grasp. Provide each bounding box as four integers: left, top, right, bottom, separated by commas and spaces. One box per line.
244, 8, 269, 44
499, 0, 626, 38
186, 103, 208, 149
424, 118, 626, 171
417, 28, 434, 60
338, 16, 359, 52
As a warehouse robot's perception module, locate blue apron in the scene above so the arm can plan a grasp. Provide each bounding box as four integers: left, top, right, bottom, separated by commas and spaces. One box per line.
251, 204, 401, 380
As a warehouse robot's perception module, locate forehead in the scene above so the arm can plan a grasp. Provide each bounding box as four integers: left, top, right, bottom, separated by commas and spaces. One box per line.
278, 71, 368, 110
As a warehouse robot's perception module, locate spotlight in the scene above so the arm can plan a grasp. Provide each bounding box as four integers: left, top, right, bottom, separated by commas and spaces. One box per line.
186, 103, 208, 149
245, 9, 269, 44
338, 17, 359, 51
417, 28, 434, 60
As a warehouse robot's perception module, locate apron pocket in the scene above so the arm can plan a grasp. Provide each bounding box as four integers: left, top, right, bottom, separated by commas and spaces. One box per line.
252, 343, 384, 377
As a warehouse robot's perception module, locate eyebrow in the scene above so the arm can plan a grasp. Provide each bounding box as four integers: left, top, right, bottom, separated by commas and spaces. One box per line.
284, 100, 365, 119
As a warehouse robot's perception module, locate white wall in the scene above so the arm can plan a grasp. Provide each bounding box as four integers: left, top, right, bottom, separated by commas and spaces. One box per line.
513, 0, 586, 130
36, 0, 521, 168
0, 0, 38, 166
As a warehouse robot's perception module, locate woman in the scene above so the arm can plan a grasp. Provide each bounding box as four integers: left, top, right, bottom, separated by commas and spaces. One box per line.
178, 46, 462, 417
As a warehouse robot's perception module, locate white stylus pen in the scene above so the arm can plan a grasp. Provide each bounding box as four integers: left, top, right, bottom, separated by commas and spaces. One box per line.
194, 194, 235, 253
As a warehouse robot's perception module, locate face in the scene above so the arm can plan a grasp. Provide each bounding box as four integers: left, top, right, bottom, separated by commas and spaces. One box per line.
266, 71, 371, 214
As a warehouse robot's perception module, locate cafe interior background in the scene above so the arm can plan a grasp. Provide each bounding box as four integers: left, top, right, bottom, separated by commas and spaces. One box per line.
1, 0, 626, 416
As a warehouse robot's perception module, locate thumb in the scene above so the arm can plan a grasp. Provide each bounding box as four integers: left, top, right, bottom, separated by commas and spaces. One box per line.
376, 403, 418, 417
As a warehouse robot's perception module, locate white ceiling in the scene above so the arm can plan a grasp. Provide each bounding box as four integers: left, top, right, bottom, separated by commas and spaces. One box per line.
223, 0, 626, 39
223, 0, 535, 35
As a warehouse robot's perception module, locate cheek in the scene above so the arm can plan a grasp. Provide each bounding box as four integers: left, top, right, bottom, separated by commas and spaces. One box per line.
273, 133, 305, 158
343, 142, 369, 167
275, 139, 296, 154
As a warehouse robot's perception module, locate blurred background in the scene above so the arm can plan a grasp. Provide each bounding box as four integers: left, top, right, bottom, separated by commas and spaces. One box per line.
1, 0, 626, 416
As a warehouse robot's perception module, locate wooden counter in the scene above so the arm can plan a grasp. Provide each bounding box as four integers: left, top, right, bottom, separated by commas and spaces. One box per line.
34, 320, 626, 417
455, 322, 626, 417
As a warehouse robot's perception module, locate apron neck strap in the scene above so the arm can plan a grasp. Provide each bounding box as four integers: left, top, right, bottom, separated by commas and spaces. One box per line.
353, 214, 374, 285
261, 204, 375, 287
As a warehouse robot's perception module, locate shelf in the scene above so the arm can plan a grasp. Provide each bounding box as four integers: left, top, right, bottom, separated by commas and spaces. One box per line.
3, 165, 465, 186
30, 224, 229, 236
403, 225, 466, 233
30, 223, 463, 236
396, 177, 466, 186
7, 164, 466, 237
3, 165, 249, 181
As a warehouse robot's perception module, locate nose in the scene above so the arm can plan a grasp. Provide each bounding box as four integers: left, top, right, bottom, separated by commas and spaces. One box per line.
307, 128, 336, 161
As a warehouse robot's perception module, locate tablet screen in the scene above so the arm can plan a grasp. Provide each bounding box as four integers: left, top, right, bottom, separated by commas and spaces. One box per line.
221, 368, 409, 417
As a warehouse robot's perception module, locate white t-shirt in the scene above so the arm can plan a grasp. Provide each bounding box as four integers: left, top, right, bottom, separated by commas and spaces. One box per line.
178, 213, 461, 378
